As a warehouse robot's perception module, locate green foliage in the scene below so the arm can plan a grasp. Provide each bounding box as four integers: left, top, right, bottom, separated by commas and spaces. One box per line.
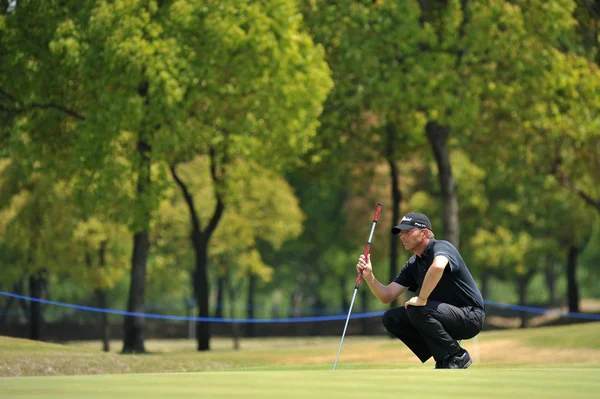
1, 0, 600, 322
2, 1, 332, 327
296, 0, 600, 311
0, 160, 131, 291
70, 217, 131, 290
0, 169, 77, 279
580, 220, 600, 296
160, 156, 304, 283
161, 0, 333, 167
301, 0, 429, 156
466, 1, 600, 206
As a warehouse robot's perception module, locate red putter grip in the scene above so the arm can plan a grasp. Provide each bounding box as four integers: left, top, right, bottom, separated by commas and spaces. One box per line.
373, 202, 383, 222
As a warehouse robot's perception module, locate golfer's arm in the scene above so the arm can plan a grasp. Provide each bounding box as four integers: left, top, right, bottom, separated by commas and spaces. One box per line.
418, 256, 448, 300
364, 275, 407, 304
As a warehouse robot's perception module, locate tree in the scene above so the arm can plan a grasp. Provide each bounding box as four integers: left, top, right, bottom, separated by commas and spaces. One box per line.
270, 168, 359, 328
1, 0, 155, 351
3, 0, 331, 351
211, 159, 304, 341
161, 156, 304, 344
71, 218, 131, 351
466, 0, 600, 312
0, 162, 80, 338
548, 2, 600, 217
300, 1, 432, 305
162, 0, 332, 350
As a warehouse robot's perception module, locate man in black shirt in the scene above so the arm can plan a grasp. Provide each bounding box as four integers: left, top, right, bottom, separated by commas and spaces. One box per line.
356, 211, 485, 369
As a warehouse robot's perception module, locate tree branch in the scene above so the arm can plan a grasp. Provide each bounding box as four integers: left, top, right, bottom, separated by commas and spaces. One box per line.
0, 88, 85, 120
206, 146, 226, 235
27, 101, 85, 120
170, 164, 202, 234
551, 157, 600, 212
557, 174, 600, 212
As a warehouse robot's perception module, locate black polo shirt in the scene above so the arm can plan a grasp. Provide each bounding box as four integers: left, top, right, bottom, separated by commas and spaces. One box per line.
393, 239, 484, 310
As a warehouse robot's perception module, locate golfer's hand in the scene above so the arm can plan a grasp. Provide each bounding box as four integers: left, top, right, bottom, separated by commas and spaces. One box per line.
405, 296, 427, 309
356, 254, 373, 280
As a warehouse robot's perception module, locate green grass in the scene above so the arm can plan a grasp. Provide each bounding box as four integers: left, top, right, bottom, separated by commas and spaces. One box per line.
1, 322, 600, 398
1, 369, 599, 399
521, 323, 600, 349
477, 321, 600, 349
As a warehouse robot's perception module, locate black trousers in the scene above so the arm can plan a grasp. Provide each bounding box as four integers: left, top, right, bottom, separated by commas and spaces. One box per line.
382, 300, 485, 363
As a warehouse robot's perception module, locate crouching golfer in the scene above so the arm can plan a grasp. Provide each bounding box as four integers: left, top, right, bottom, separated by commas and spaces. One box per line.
356, 212, 485, 369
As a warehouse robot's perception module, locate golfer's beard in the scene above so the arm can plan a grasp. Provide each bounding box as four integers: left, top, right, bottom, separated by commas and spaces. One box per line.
402, 240, 415, 250
403, 238, 421, 251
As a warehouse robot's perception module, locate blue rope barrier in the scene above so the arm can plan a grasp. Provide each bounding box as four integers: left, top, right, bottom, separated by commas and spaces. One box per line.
483, 299, 600, 320
0, 291, 381, 323
1, 291, 600, 322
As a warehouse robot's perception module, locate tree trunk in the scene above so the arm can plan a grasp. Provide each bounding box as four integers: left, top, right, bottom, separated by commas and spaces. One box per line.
517, 276, 527, 329
15, 280, 29, 322
290, 291, 302, 318
425, 122, 459, 247
385, 123, 402, 308
170, 148, 225, 351
360, 285, 369, 334
97, 241, 110, 353
0, 296, 13, 328
231, 321, 241, 351
245, 272, 256, 337
214, 275, 225, 319
122, 230, 149, 352
226, 275, 240, 351
194, 237, 211, 351
122, 134, 151, 354
95, 289, 110, 352
28, 271, 46, 341
310, 294, 325, 336
480, 271, 490, 300
544, 264, 557, 307
516, 271, 535, 329
0, 281, 19, 328
567, 245, 580, 313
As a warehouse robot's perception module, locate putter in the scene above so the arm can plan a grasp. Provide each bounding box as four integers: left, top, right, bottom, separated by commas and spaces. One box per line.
333, 202, 383, 370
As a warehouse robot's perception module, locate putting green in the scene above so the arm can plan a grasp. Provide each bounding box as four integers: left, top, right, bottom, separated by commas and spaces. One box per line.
1, 368, 599, 399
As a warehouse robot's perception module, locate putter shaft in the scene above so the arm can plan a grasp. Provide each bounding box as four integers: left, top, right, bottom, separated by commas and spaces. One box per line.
332, 286, 359, 370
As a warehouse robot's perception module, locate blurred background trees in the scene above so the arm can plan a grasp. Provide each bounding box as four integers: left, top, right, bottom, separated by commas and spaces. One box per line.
1, 0, 599, 350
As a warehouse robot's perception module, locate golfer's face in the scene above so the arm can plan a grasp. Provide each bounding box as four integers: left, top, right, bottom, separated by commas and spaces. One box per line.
399, 228, 423, 250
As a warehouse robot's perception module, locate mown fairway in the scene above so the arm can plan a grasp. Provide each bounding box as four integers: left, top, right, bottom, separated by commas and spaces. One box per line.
2, 368, 599, 399
1, 323, 599, 398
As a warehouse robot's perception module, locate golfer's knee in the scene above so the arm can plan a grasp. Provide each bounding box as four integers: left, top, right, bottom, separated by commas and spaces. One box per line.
382, 309, 396, 332
406, 305, 427, 322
